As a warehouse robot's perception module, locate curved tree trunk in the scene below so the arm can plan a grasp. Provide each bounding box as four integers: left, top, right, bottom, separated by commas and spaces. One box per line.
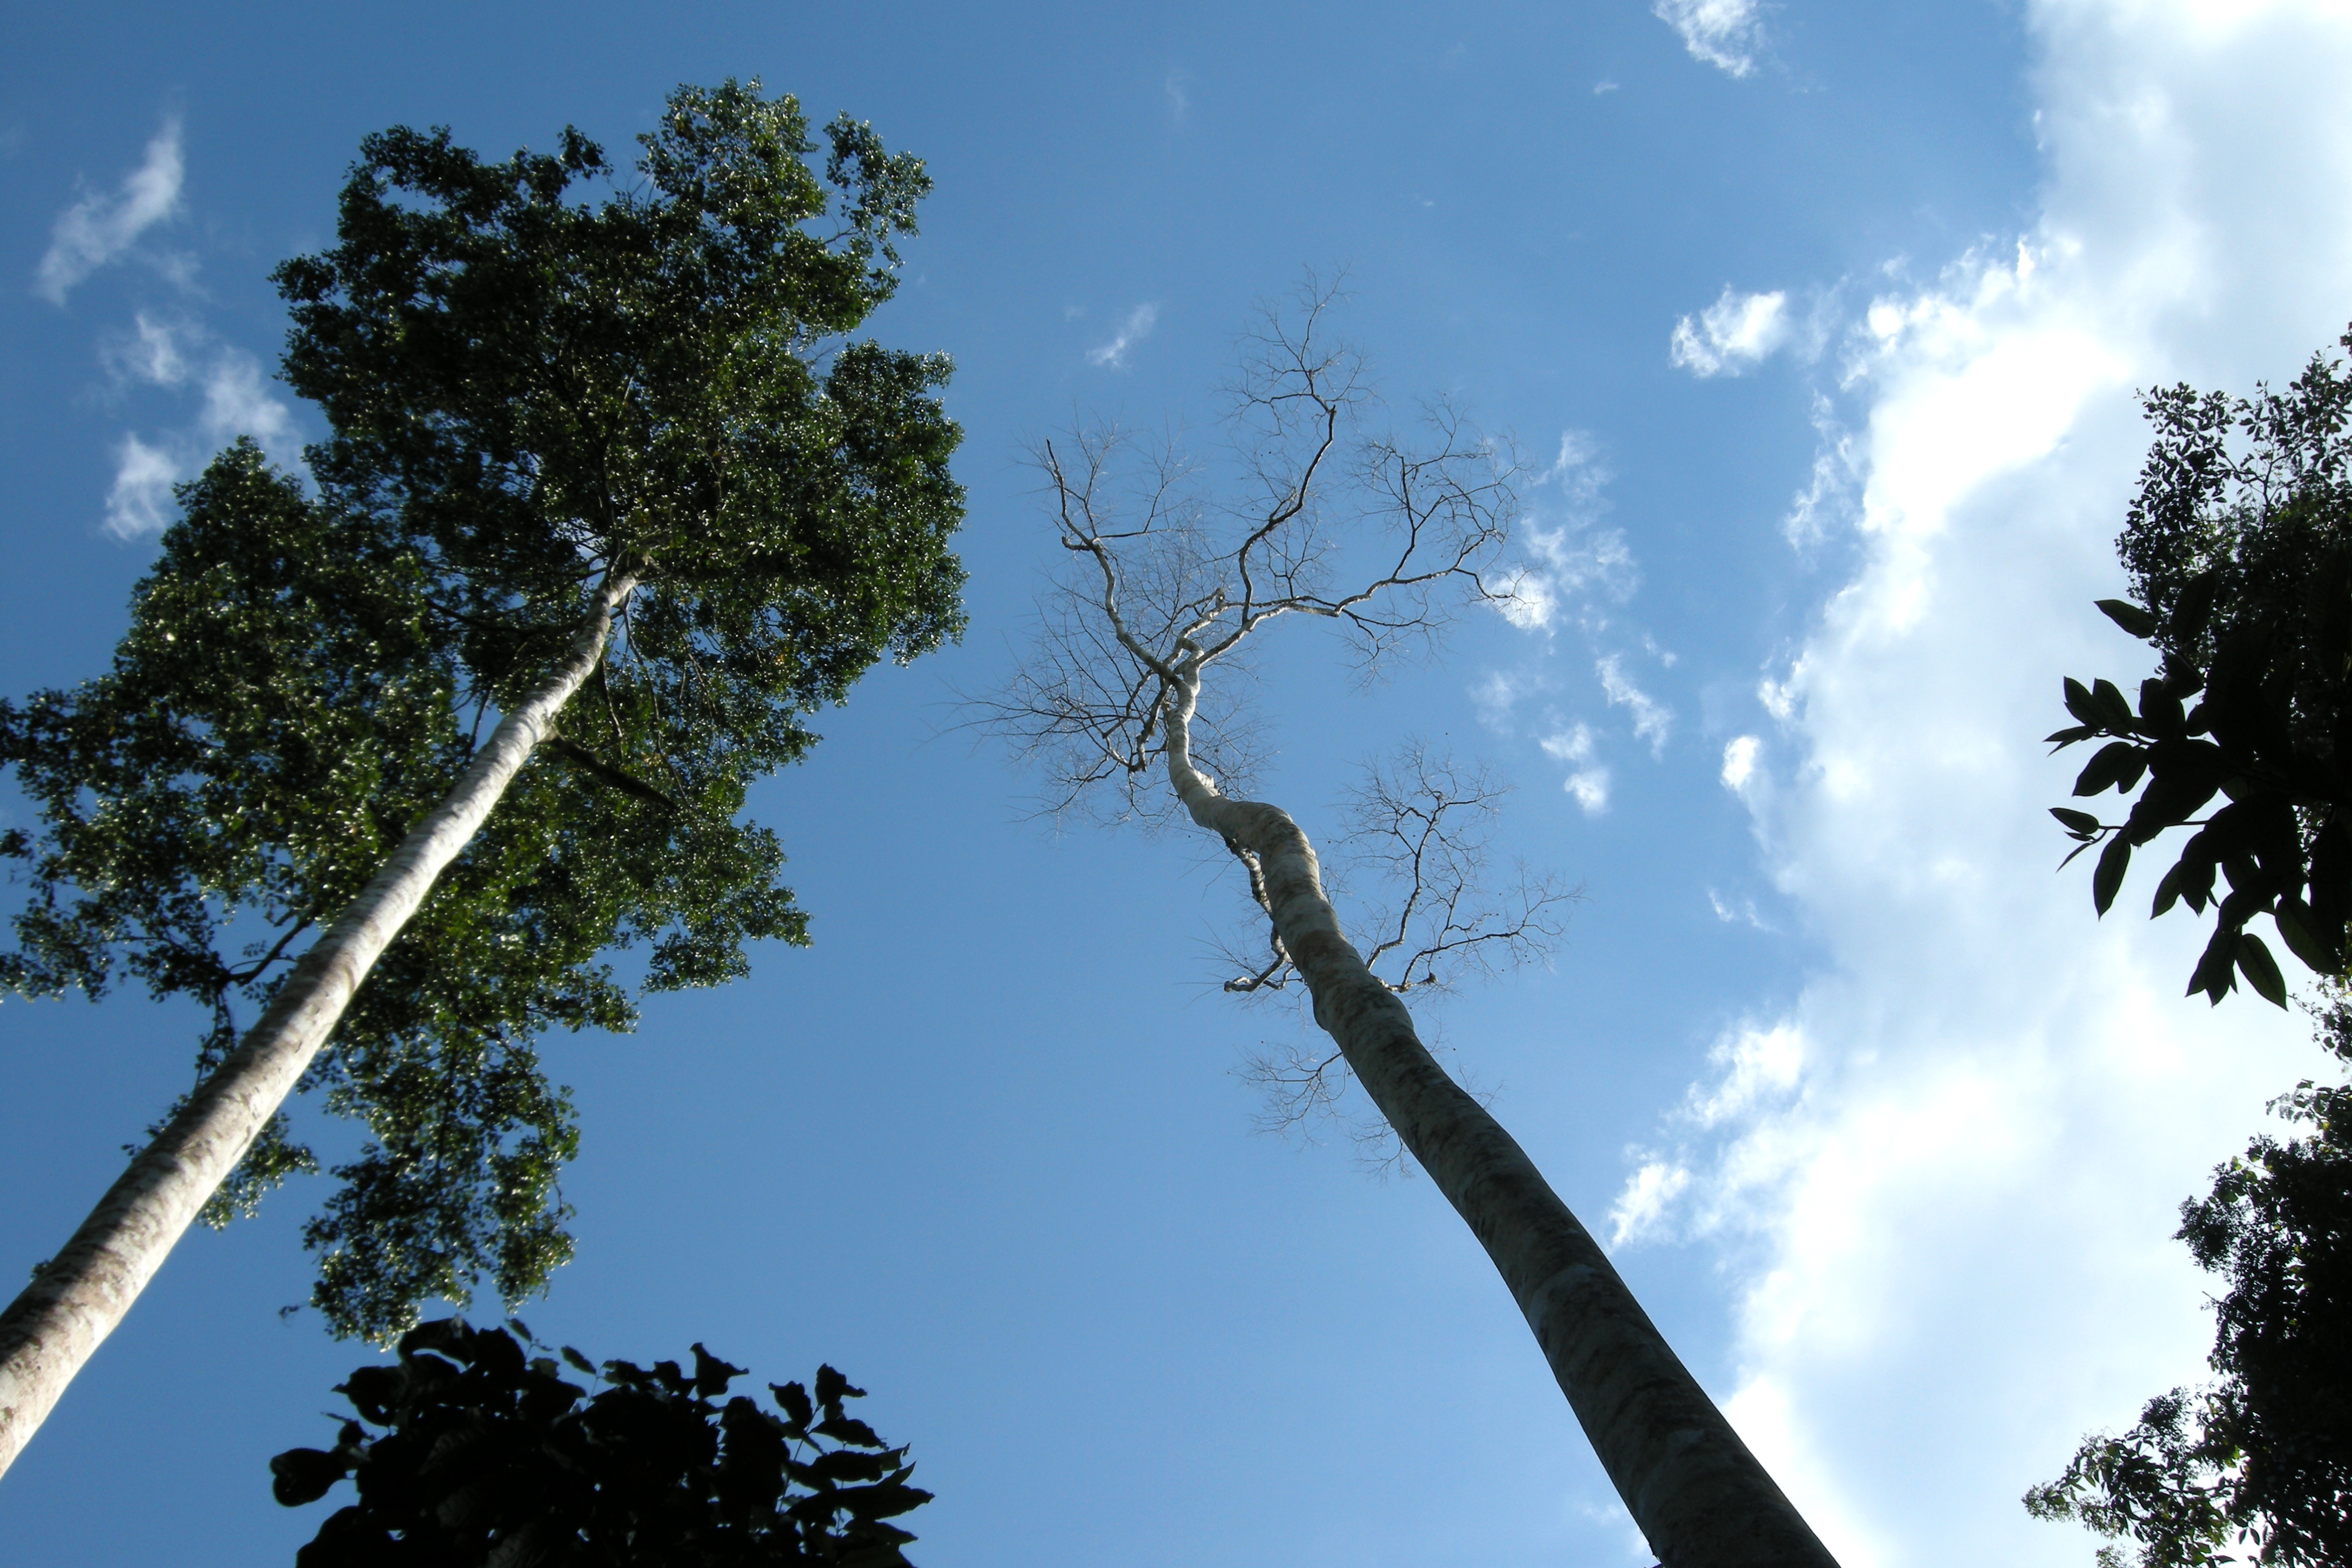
0, 573, 637, 1481
1162, 665, 1838, 1568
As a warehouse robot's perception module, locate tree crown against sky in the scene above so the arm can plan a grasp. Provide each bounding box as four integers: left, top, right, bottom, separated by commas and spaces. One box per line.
2031, 329, 2352, 1568
272, 1317, 931, 1567
2048, 328, 2352, 1005
0, 80, 966, 1341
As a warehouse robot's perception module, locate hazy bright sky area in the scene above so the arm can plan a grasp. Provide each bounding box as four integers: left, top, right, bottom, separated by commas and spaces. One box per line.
5, 2, 2352, 1564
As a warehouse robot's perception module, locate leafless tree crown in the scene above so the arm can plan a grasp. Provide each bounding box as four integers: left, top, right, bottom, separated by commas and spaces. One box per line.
982, 279, 1570, 1141
982, 279, 1527, 823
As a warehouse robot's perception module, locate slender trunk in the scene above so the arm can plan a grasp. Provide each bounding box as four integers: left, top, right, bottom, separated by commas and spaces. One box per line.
1161, 666, 1838, 1568
0, 574, 637, 1480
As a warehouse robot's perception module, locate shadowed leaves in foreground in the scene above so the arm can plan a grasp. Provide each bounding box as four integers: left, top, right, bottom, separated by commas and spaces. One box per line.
273, 1318, 930, 1567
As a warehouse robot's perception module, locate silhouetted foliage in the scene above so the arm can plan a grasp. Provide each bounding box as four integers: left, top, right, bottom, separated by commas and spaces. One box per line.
2025, 1007, 2352, 1567
273, 1318, 932, 1567
2047, 327, 2352, 1006
2033, 328, 2352, 1566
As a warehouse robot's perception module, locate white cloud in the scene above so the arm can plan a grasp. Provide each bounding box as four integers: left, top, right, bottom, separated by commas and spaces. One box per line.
1471, 668, 1547, 733
1596, 653, 1672, 753
1608, 1159, 1691, 1246
1654, 5, 2352, 1563
1087, 303, 1158, 368
103, 435, 181, 538
35, 119, 184, 304
1492, 433, 1635, 631
1654, 0, 1765, 78
97, 313, 302, 537
1165, 70, 1191, 123
1541, 724, 1611, 814
1783, 393, 1859, 546
1720, 734, 1760, 791
1670, 286, 1791, 377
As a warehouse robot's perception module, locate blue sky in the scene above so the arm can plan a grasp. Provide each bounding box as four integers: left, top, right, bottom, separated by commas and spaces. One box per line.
3, 2, 2349, 1564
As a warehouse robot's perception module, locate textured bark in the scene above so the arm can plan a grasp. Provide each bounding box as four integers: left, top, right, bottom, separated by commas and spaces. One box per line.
1162, 666, 1838, 1568
0, 574, 636, 1481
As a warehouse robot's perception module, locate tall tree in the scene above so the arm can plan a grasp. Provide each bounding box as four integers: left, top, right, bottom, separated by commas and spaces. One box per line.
2030, 331, 2352, 1565
984, 286, 1838, 1568
0, 80, 965, 1478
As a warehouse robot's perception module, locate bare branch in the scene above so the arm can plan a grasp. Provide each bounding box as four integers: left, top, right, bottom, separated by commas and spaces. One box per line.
1337, 743, 1578, 994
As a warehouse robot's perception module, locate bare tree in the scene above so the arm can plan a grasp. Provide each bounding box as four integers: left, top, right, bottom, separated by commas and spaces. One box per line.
984, 283, 1840, 1568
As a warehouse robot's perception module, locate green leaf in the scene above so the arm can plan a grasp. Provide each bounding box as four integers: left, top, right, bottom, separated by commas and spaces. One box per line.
2063, 677, 2103, 728
2050, 807, 2102, 837
2090, 679, 2137, 730
2075, 741, 2146, 796
2188, 926, 2240, 1002
2236, 933, 2289, 1008
2044, 725, 2096, 747
772, 1380, 815, 1430
2093, 835, 2131, 916
814, 1364, 864, 1415
2150, 860, 2187, 918
815, 1415, 886, 1449
2095, 598, 2160, 639
269, 1447, 349, 1507
2272, 899, 2338, 976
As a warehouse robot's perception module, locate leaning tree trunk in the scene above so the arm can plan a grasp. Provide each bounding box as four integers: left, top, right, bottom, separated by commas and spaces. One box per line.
1161, 664, 1838, 1568
0, 573, 638, 1481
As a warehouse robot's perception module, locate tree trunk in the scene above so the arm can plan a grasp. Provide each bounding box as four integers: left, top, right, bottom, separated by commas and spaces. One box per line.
1161, 666, 1839, 1568
0, 574, 637, 1481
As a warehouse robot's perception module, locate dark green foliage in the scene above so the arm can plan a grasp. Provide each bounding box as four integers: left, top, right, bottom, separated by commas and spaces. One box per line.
2025, 1015, 2352, 1567
273, 78, 964, 720
0, 446, 802, 1335
2048, 327, 2352, 1004
272, 1318, 931, 1567
0, 80, 965, 1340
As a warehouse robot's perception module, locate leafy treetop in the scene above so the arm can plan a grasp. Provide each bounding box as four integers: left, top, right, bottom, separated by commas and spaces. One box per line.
2049, 327, 2352, 1005
0, 79, 965, 1340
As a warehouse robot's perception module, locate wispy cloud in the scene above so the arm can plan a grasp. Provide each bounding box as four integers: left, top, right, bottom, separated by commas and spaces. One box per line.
1782, 392, 1859, 546
1164, 70, 1191, 124
1087, 303, 1159, 368
1540, 724, 1611, 815
1490, 433, 1634, 631
1653, 0, 1765, 78
97, 313, 300, 537
1596, 653, 1672, 753
35, 118, 184, 304
1670, 286, 1791, 377
1608, 1159, 1691, 1246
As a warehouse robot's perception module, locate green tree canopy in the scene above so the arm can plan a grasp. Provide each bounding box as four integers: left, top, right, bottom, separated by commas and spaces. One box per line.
0, 80, 965, 1341
271, 1318, 931, 1567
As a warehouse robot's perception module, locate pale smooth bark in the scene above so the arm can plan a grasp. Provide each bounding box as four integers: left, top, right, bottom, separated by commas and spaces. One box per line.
1162, 661, 1838, 1568
0, 573, 636, 1480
